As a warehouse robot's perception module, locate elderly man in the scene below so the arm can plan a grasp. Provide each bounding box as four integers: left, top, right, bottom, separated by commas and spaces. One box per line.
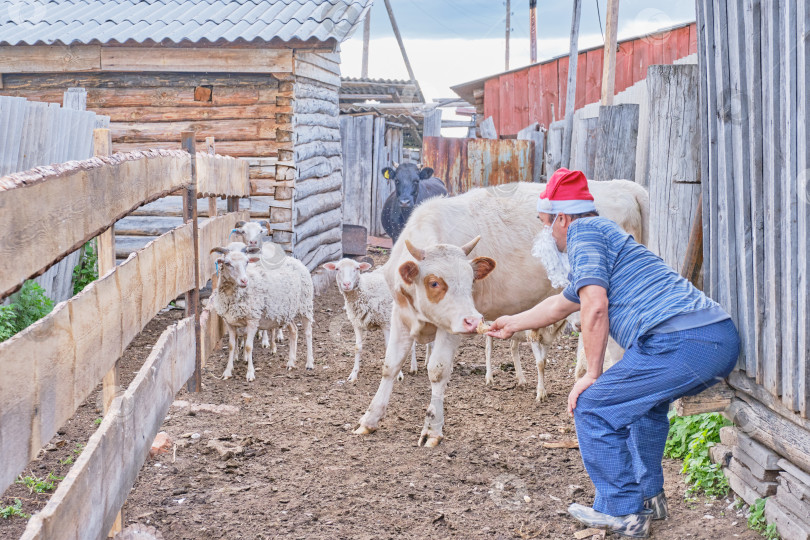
487, 168, 740, 538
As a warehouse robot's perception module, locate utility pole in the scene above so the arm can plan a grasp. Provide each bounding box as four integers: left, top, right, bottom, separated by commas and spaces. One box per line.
560, 0, 581, 169
530, 0, 537, 63
361, 10, 371, 78
600, 0, 620, 105
505, 0, 511, 71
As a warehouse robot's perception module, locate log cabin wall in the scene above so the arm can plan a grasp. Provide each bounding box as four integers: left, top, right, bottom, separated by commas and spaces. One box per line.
291, 50, 344, 271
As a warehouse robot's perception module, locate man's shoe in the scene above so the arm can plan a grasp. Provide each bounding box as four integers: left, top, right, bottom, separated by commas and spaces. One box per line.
568, 503, 652, 538
643, 491, 669, 520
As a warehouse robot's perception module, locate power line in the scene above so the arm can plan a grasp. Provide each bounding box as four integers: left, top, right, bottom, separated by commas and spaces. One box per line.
596, 0, 604, 40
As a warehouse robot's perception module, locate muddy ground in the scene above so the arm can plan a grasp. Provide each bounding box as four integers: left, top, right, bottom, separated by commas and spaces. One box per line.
2, 252, 760, 539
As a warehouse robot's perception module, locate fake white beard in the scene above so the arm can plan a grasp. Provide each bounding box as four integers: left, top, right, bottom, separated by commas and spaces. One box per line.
531, 226, 571, 289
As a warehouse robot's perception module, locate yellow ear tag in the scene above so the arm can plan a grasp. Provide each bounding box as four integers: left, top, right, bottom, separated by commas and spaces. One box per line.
384, 170, 389, 179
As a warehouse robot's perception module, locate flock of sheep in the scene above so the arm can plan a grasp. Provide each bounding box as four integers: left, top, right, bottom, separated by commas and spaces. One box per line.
208, 219, 597, 394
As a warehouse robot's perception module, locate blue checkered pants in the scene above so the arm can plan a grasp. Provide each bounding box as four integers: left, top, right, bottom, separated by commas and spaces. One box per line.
573, 318, 740, 516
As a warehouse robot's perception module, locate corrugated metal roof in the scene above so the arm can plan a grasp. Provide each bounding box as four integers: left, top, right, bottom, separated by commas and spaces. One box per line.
0, 0, 372, 46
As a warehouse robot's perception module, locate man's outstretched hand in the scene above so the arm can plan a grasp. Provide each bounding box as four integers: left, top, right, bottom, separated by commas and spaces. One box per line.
486, 315, 519, 340
568, 373, 597, 416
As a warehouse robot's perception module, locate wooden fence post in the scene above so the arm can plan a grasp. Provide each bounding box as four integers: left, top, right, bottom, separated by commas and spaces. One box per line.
182, 132, 202, 392
592, 103, 640, 181
93, 127, 123, 538
205, 136, 217, 219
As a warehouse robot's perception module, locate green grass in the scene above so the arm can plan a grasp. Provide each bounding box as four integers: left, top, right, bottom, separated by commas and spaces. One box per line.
72, 240, 98, 295
0, 281, 55, 343
748, 498, 780, 539
0, 499, 29, 520
94, 417, 103, 425
15, 472, 62, 494
664, 411, 731, 498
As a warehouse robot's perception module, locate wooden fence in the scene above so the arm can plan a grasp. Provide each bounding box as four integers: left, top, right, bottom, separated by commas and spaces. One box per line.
0, 132, 249, 538
697, 0, 810, 536
0, 91, 110, 302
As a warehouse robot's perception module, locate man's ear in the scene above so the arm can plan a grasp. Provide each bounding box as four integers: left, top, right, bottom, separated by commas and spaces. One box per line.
398, 261, 419, 285
471, 257, 496, 281
383, 167, 396, 181
418, 167, 434, 180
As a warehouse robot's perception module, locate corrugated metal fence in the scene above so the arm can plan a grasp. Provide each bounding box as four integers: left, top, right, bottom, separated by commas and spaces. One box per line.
0, 89, 110, 302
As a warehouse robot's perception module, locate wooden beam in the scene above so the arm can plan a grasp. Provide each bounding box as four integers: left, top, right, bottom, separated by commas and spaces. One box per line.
100, 47, 293, 73
361, 12, 371, 78
0, 150, 190, 300
530, 0, 537, 63
383, 0, 417, 83
181, 132, 202, 393
561, 0, 582, 168
0, 45, 101, 72
20, 318, 197, 540
505, 0, 511, 71
600, 0, 620, 106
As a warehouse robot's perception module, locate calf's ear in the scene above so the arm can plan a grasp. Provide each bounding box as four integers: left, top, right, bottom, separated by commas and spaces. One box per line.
471, 257, 496, 281
382, 167, 396, 180
418, 167, 434, 180
398, 261, 419, 285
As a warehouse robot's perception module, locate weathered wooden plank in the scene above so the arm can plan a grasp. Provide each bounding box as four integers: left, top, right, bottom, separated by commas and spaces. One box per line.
294, 207, 342, 245
0, 150, 190, 299
295, 189, 342, 225
292, 226, 342, 262
112, 139, 286, 158
0, 72, 280, 90
0, 45, 101, 72
21, 318, 196, 540
517, 122, 545, 183
593, 104, 639, 181
100, 47, 292, 73
697, 0, 717, 302
339, 115, 373, 229
724, 466, 765, 506
102, 104, 289, 123
776, 481, 810, 530
673, 380, 734, 416
294, 56, 340, 87
726, 395, 810, 474
798, 0, 810, 418
646, 65, 702, 272
369, 116, 387, 236
111, 119, 282, 143
778, 460, 810, 497
570, 117, 597, 180
195, 153, 249, 198
301, 240, 341, 272
764, 497, 810, 540
0, 96, 27, 175
728, 457, 778, 492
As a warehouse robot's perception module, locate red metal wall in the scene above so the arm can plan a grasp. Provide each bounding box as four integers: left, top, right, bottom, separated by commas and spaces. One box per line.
484, 23, 697, 136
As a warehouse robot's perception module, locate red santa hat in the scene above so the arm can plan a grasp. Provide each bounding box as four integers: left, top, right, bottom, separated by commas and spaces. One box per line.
537, 168, 596, 214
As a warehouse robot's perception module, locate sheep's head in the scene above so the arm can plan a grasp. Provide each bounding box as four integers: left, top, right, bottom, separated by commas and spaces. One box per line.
231, 220, 270, 249
322, 258, 372, 292
211, 243, 260, 288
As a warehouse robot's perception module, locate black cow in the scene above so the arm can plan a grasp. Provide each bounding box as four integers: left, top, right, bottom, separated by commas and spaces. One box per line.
381, 163, 448, 243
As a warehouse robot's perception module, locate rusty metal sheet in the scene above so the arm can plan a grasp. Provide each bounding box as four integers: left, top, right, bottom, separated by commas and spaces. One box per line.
422, 136, 469, 194
467, 139, 534, 189
422, 137, 534, 195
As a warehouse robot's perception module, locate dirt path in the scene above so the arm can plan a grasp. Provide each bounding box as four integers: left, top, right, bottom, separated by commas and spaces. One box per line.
1, 255, 759, 539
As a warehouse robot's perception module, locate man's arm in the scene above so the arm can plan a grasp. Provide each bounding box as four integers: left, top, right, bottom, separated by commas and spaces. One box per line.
486, 293, 580, 339
567, 284, 610, 414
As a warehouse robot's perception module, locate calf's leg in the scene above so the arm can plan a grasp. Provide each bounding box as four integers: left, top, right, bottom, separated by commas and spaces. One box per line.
355, 314, 413, 435
418, 329, 460, 447
530, 340, 548, 401
511, 339, 527, 386
383, 326, 405, 381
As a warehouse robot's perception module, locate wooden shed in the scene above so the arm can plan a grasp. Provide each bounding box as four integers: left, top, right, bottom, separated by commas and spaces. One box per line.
0, 0, 371, 270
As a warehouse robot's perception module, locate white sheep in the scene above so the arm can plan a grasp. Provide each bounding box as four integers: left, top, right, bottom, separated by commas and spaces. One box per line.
484, 320, 566, 401
209, 243, 314, 382
230, 220, 284, 350
322, 258, 423, 382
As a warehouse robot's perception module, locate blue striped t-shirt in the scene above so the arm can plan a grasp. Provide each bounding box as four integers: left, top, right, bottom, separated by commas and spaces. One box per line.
561, 217, 729, 349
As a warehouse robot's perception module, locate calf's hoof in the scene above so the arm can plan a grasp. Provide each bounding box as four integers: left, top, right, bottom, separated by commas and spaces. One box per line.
353, 424, 376, 436
222, 371, 233, 380
246, 371, 255, 382
536, 388, 548, 402
347, 372, 358, 383
305, 363, 314, 371
485, 374, 494, 385
396, 370, 405, 382
418, 432, 443, 447
517, 378, 527, 387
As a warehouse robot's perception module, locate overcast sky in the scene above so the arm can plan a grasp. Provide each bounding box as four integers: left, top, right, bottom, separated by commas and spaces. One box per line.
340, 0, 696, 102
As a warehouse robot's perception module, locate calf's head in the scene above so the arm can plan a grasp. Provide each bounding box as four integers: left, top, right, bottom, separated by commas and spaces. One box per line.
383, 163, 435, 209
322, 259, 373, 292
231, 220, 270, 249
211, 243, 260, 288
396, 236, 496, 334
